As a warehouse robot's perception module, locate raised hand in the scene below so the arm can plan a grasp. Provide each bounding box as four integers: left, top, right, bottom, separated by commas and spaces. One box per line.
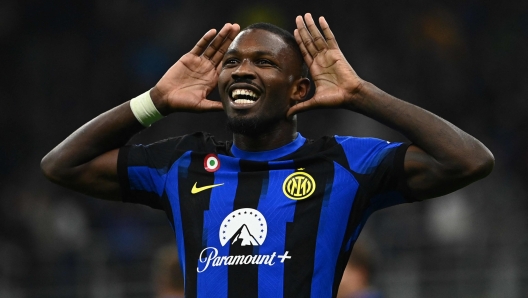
151, 23, 240, 114
288, 14, 363, 116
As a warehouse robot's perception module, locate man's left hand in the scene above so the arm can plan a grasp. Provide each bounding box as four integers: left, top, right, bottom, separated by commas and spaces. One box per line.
288, 13, 364, 117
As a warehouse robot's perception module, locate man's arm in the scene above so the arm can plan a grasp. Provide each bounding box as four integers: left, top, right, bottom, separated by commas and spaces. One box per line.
41, 24, 240, 200
41, 103, 142, 200
290, 14, 494, 200
350, 83, 494, 199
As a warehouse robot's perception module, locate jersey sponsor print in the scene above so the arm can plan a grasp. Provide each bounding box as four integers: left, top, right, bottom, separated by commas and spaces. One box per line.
198, 208, 291, 273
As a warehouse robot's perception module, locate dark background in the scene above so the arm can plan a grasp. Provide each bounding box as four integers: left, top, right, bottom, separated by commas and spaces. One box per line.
1, 0, 527, 297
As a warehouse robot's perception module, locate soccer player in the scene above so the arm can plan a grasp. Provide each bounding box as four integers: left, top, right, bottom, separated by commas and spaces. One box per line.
41, 13, 494, 298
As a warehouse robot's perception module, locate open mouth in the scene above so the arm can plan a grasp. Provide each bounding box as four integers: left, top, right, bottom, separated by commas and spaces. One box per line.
232, 89, 259, 104
229, 86, 261, 107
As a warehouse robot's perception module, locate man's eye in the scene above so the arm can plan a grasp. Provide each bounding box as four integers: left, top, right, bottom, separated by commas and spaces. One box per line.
224, 59, 238, 65
257, 60, 272, 65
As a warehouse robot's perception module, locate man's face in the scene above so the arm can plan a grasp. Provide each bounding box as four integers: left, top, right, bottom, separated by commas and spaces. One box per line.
218, 29, 303, 136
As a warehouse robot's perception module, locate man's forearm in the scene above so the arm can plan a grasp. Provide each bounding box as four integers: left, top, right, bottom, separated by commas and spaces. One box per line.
41, 101, 143, 181
352, 81, 494, 195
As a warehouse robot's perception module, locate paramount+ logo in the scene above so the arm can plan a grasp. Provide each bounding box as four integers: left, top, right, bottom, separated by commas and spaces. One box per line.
282, 170, 316, 200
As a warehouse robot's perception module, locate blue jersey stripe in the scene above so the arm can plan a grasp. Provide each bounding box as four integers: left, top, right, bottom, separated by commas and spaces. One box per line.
198, 155, 240, 298
231, 133, 306, 161
311, 165, 359, 297
128, 166, 167, 196
334, 136, 402, 174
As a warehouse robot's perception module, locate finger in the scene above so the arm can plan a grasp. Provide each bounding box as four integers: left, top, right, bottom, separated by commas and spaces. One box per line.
189, 29, 217, 56
199, 99, 224, 112
304, 13, 327, 51
319, 17, 339, 49
202, 23, 234, 64
294, 29, 313, 66
286, 97, 318, 117
216, 62, 222, 76
210, 23, 240, 66
295, 15, 319, 58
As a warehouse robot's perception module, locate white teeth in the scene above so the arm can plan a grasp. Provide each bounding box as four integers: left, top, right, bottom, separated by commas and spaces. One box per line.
231, 88, 259, 101
234, 99, 255, 105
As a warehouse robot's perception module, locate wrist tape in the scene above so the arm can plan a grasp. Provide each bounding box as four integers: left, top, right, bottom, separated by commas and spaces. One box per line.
130, 90, 164, 127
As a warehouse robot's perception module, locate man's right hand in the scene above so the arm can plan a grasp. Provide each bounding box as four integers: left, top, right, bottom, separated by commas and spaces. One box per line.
151, 23, 240, 115
41, 23, 240, 201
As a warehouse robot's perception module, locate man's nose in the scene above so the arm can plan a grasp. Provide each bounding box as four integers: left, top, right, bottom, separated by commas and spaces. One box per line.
231, 59, 256, 79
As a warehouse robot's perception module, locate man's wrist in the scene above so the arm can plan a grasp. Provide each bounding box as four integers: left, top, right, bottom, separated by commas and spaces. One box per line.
130, 89, 165, 127
346, 80, 402, 121
149, 86, 171, 116
345, 79, 372, 113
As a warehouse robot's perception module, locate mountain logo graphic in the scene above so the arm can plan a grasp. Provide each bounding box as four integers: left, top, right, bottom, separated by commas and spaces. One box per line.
219, 208, 267, 246
231, 224, 259, 246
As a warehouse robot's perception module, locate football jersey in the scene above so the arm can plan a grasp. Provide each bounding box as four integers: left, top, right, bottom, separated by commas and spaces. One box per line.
117, 132, 416, 298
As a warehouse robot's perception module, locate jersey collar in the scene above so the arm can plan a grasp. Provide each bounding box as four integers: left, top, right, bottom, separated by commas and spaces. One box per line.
230, 133, 306, 161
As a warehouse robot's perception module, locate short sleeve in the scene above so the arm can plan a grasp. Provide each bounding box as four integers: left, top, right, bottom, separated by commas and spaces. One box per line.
117, 137, 184, 209
335, 136, 417, 211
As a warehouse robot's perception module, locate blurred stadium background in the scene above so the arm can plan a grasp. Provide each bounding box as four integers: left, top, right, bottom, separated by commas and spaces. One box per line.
1, 0, 527, 297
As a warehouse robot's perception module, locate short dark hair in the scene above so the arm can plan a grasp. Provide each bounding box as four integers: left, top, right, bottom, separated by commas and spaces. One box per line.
242, 23, 309, 78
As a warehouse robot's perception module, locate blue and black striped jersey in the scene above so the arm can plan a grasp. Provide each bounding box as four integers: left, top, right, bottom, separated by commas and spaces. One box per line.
117, 132, 416, 298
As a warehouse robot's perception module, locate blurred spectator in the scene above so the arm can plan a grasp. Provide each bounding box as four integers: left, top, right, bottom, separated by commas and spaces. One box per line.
338, 244, 383, 298
153, 245, 185, 298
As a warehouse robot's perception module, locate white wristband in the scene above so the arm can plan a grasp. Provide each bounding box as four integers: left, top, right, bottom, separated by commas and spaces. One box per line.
130, 90, 164, 127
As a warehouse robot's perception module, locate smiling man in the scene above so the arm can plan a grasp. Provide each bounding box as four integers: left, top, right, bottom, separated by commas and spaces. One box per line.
41, 14, 494, 298
219, 23, 309, 142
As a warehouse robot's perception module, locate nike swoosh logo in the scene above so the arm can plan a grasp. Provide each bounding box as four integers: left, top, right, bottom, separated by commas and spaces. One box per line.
191, 182, 224, 194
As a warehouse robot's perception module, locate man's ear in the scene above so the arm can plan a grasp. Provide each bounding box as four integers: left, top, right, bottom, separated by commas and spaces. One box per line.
291, 77, 311, 104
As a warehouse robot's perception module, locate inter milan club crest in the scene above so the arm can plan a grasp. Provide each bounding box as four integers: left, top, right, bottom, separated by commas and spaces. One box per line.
204, 154, 220, 172
282, 170, 316, 200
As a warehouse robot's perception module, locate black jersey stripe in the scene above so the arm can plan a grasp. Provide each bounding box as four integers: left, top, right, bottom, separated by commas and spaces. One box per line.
283, 157, 335, 298
178, 152, 215, 298
160, 192, 175, 228
227, 160, 268, 298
